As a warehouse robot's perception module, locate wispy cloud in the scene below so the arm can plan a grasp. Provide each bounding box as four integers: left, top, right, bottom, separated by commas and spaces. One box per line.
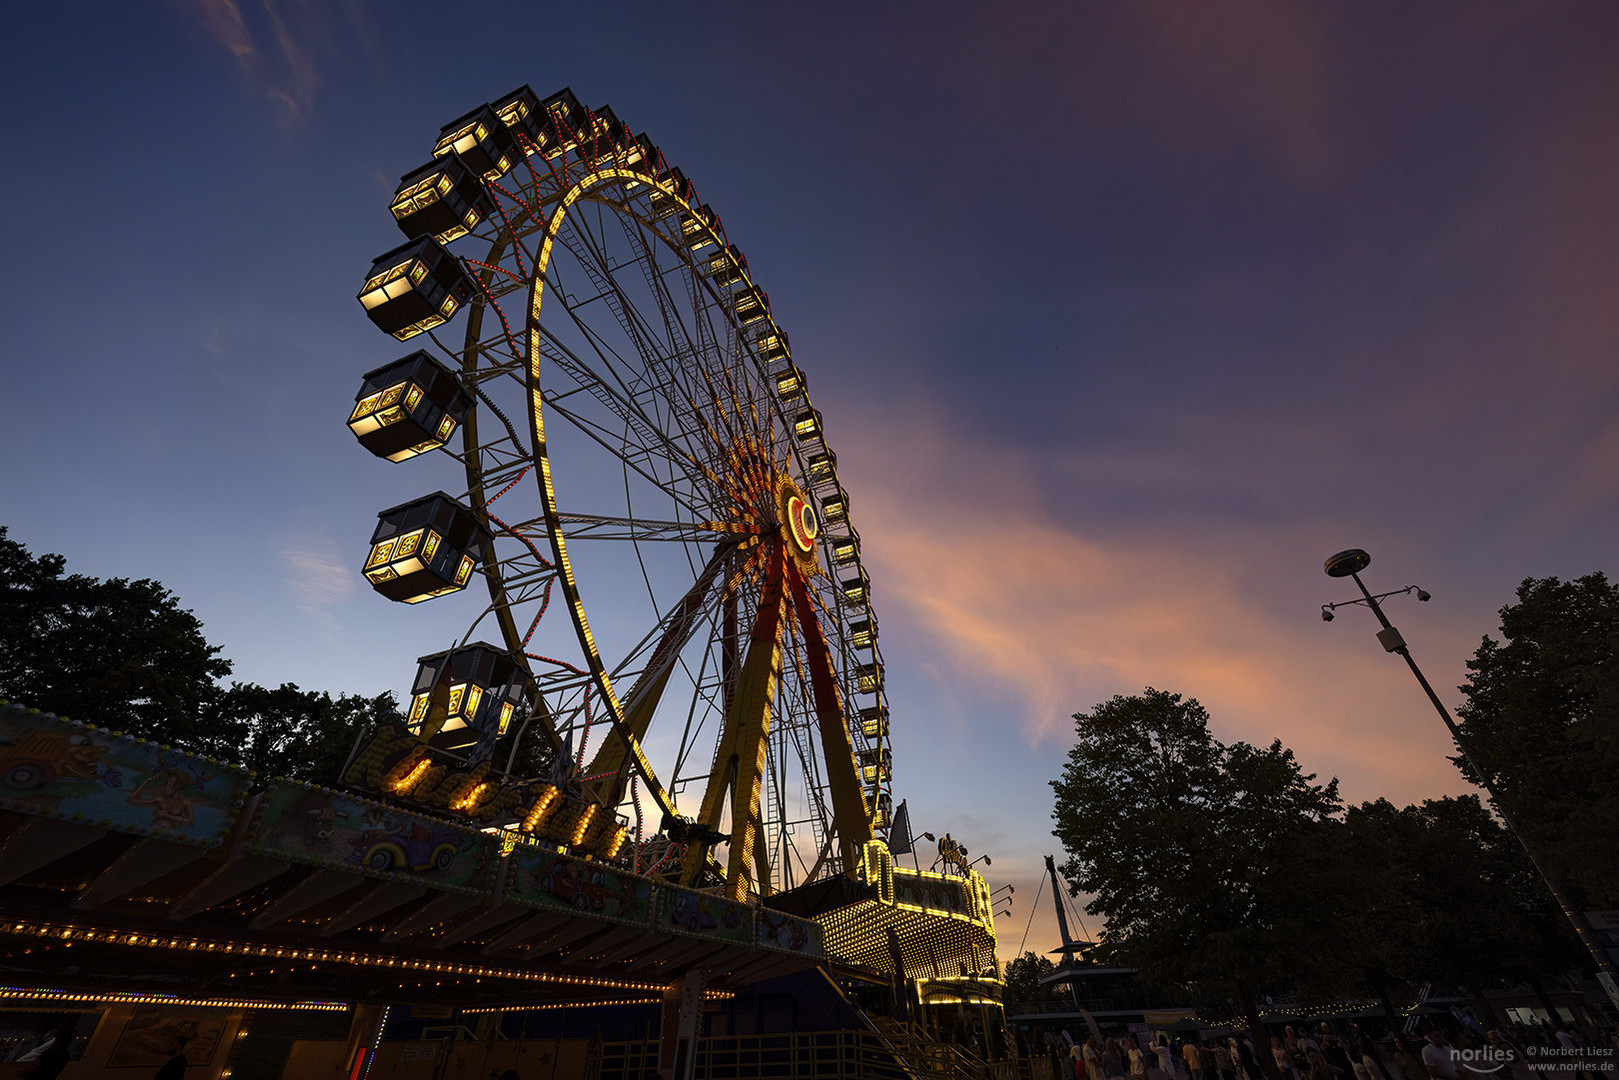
175, 0, 321, 122
191, 0, 255, 72
260, 0, 318, 121
278, 536, 354, 639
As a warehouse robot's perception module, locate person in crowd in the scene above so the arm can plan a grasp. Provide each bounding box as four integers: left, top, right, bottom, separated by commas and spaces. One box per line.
1389, 1039, 1427, 1080
1129, 1038, 1149, 1080
1308, 1048, 1345, 1080
1275, 1035, 1302, 1080
1422, 1030, 1462, 1080
1184, 1038, 1207, 1080
1357, 1036, 1387, 1080
1155, 1035, 1178, 1080
1085, 1034, 1104, 1080
1227, 1037, 1250, 1080
1104, 1037, 1128, 1080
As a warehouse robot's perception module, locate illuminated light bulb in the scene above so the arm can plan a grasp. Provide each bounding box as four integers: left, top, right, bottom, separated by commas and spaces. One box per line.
521, 786, 559, 833
570, 803, 599, 847
390, 758, 432, 794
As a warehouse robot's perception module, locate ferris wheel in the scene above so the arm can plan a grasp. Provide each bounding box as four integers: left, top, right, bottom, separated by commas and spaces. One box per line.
347, 87, 893, 903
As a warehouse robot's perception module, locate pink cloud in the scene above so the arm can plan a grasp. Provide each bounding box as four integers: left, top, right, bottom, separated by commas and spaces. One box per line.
834, 404, 1478, 808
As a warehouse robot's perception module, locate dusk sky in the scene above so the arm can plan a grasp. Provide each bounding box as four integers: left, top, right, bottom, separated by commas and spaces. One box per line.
4, 2, 1618, 962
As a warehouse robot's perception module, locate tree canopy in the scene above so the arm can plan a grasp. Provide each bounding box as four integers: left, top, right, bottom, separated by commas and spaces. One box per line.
1002, 950, 1060, 1007
1456, 573, 1619, 904
197, 682, 403, 783
1050, 689, 1358, 1058
1051, 686, 1589, 1029
1337, 795, 1574, 993
0, 526, 401, 785
0, 526, 231, 740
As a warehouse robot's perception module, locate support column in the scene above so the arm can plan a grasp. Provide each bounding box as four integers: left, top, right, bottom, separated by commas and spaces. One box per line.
657, 969, 705, 1080
341, 1004, 390, 1080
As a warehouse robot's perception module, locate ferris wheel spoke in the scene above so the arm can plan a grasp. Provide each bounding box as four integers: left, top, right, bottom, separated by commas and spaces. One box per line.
553, 212, 676, 391
564, 201, 671, 371
534, 299, 669, 456
584, 541, 737, 804
606, 207, 721, 427
536, 392, 711, 520
549, 511, 749, 543
530, 316, 721, 504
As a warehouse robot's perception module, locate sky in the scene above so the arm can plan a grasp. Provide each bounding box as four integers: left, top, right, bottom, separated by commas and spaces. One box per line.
3, 1, 1618, 964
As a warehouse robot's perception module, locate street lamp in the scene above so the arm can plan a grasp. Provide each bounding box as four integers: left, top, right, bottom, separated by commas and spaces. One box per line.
1322, 547, 1619, 1006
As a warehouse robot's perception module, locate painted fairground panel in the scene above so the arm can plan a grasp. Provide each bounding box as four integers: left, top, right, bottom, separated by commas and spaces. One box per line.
0, 704, 251, 848
756, 907, 824, 957
107, 1007, 227, 1067
505, 848, 654, 927
657, 886, 755, 944
248, 780, 496, 895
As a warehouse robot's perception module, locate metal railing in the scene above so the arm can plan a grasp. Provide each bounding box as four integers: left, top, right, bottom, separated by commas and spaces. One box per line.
595, 1028, 1023, 1080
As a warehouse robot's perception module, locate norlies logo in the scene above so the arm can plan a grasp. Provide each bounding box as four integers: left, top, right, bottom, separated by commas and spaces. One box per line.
1455, 1046, 1512, 1075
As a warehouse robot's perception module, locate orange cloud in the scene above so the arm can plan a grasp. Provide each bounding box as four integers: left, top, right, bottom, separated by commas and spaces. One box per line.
834, 404, 1477, 807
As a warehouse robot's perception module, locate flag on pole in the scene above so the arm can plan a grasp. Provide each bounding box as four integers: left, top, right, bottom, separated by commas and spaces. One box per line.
888, 799, 913, 855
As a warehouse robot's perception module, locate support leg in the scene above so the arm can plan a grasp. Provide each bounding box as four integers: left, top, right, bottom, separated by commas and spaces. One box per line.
657, 969, 705, 1080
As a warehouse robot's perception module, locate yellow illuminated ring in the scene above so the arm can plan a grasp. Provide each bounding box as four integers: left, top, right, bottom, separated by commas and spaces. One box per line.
787, 494, 817, 553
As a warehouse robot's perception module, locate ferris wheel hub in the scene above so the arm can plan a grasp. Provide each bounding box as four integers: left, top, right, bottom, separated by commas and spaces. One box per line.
774, 475, 820, 574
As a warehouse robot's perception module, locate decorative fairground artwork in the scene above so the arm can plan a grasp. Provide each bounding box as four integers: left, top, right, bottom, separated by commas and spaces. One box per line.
657, 886, 755, 945
249, 780, 495, 894
341, 86, 900, 903
0, 703, 250, 848
342, 719, 547, 824
107, 1007, 226, 1068
506, 848, 654, 927
756, 907, 822, 956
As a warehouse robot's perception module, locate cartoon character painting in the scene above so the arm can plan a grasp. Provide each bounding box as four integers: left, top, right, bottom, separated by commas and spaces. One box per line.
671, 894, 717, 932
0, 725, 107, 790
125, 769, 198, 830
538, 863, 617, 911
349, 818, 459, 873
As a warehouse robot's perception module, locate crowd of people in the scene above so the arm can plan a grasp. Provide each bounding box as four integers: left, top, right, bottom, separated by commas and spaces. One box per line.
1045, 1016, 1618, 1080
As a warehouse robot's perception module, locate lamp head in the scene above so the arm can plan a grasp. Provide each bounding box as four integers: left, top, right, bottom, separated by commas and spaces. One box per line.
1324, 548, 1371, 578
921, 832, 935, 842
1416, 588, 1431, 602
1321, 608, 1334, 622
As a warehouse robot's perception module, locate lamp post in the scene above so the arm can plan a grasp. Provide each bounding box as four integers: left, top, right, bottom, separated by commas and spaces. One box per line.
1322, 548, 1619, 1008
